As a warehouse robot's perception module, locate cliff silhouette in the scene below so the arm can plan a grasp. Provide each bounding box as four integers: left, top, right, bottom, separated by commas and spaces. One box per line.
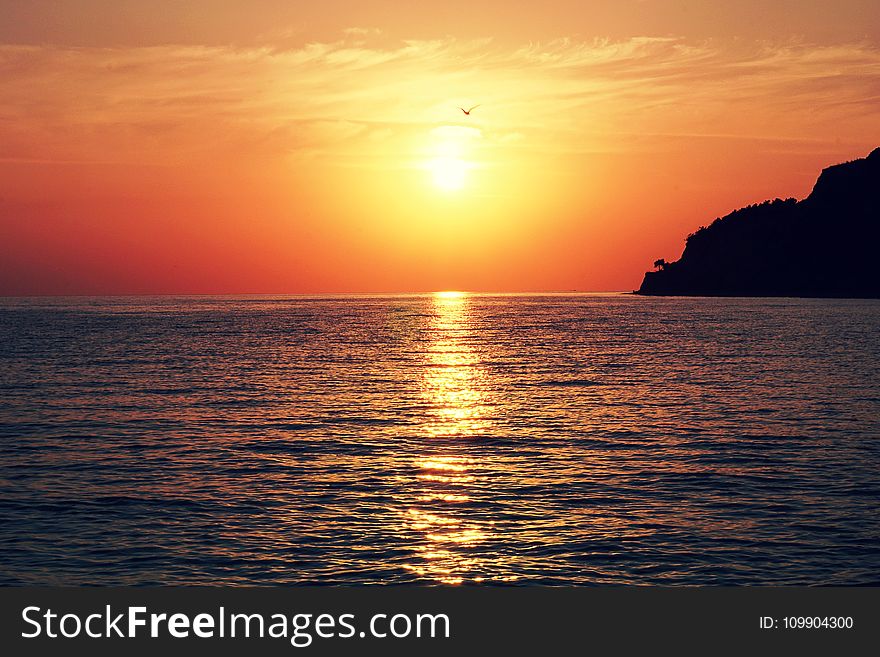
637, 148, 880, 298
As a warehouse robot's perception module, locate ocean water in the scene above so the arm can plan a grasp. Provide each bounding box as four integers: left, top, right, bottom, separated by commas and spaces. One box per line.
1, 294, 878, 586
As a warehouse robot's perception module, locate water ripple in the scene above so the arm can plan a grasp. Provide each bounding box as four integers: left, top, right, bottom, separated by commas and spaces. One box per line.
1, 294, 879, 585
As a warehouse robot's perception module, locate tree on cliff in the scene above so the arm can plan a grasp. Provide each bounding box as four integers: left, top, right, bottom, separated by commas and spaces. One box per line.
635, 148, 880, 298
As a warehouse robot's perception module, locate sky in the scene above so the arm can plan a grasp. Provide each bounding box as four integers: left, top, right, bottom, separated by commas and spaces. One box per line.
1, 1, 879, 294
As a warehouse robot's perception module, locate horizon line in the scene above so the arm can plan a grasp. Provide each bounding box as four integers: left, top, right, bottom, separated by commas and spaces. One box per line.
0, 290, 631, 299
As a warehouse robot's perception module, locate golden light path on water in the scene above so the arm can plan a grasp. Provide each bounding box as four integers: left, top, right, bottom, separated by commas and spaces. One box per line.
3, 296, 880, 586
403, 291, 505, 584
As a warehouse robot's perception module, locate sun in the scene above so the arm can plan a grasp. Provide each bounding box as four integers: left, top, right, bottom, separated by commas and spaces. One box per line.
429, 157, 468, 191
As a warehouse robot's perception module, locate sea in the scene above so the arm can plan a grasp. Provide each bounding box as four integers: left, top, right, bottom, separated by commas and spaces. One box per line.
1, 294, 878, 585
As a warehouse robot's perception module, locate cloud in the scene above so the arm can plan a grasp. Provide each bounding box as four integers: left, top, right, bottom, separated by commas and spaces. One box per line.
430, 126, 482, 140
342, 27, 382, 38
1, 36, 878, 166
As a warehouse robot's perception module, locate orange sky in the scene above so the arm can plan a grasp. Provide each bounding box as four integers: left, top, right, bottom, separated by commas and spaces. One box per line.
1, 1, 879, 294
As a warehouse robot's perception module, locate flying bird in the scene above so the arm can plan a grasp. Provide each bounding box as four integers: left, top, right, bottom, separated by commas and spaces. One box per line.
459, 104, 480, 116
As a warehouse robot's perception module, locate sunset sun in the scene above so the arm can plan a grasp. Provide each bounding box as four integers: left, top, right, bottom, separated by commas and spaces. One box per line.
429, 156, 468, 191
424, 123, 480, 192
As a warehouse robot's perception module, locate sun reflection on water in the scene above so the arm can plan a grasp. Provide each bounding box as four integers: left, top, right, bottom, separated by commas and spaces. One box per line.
421, 292, 492, 439
402, 291, 498, 584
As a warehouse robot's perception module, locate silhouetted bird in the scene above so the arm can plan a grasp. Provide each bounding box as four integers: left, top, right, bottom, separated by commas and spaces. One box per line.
459, 105, 480, 116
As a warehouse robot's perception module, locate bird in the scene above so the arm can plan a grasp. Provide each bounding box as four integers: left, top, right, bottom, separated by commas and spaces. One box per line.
459, 104, 480, 116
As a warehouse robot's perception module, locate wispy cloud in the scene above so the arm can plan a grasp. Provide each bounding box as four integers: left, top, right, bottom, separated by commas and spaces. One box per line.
1, 36, 878, 165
